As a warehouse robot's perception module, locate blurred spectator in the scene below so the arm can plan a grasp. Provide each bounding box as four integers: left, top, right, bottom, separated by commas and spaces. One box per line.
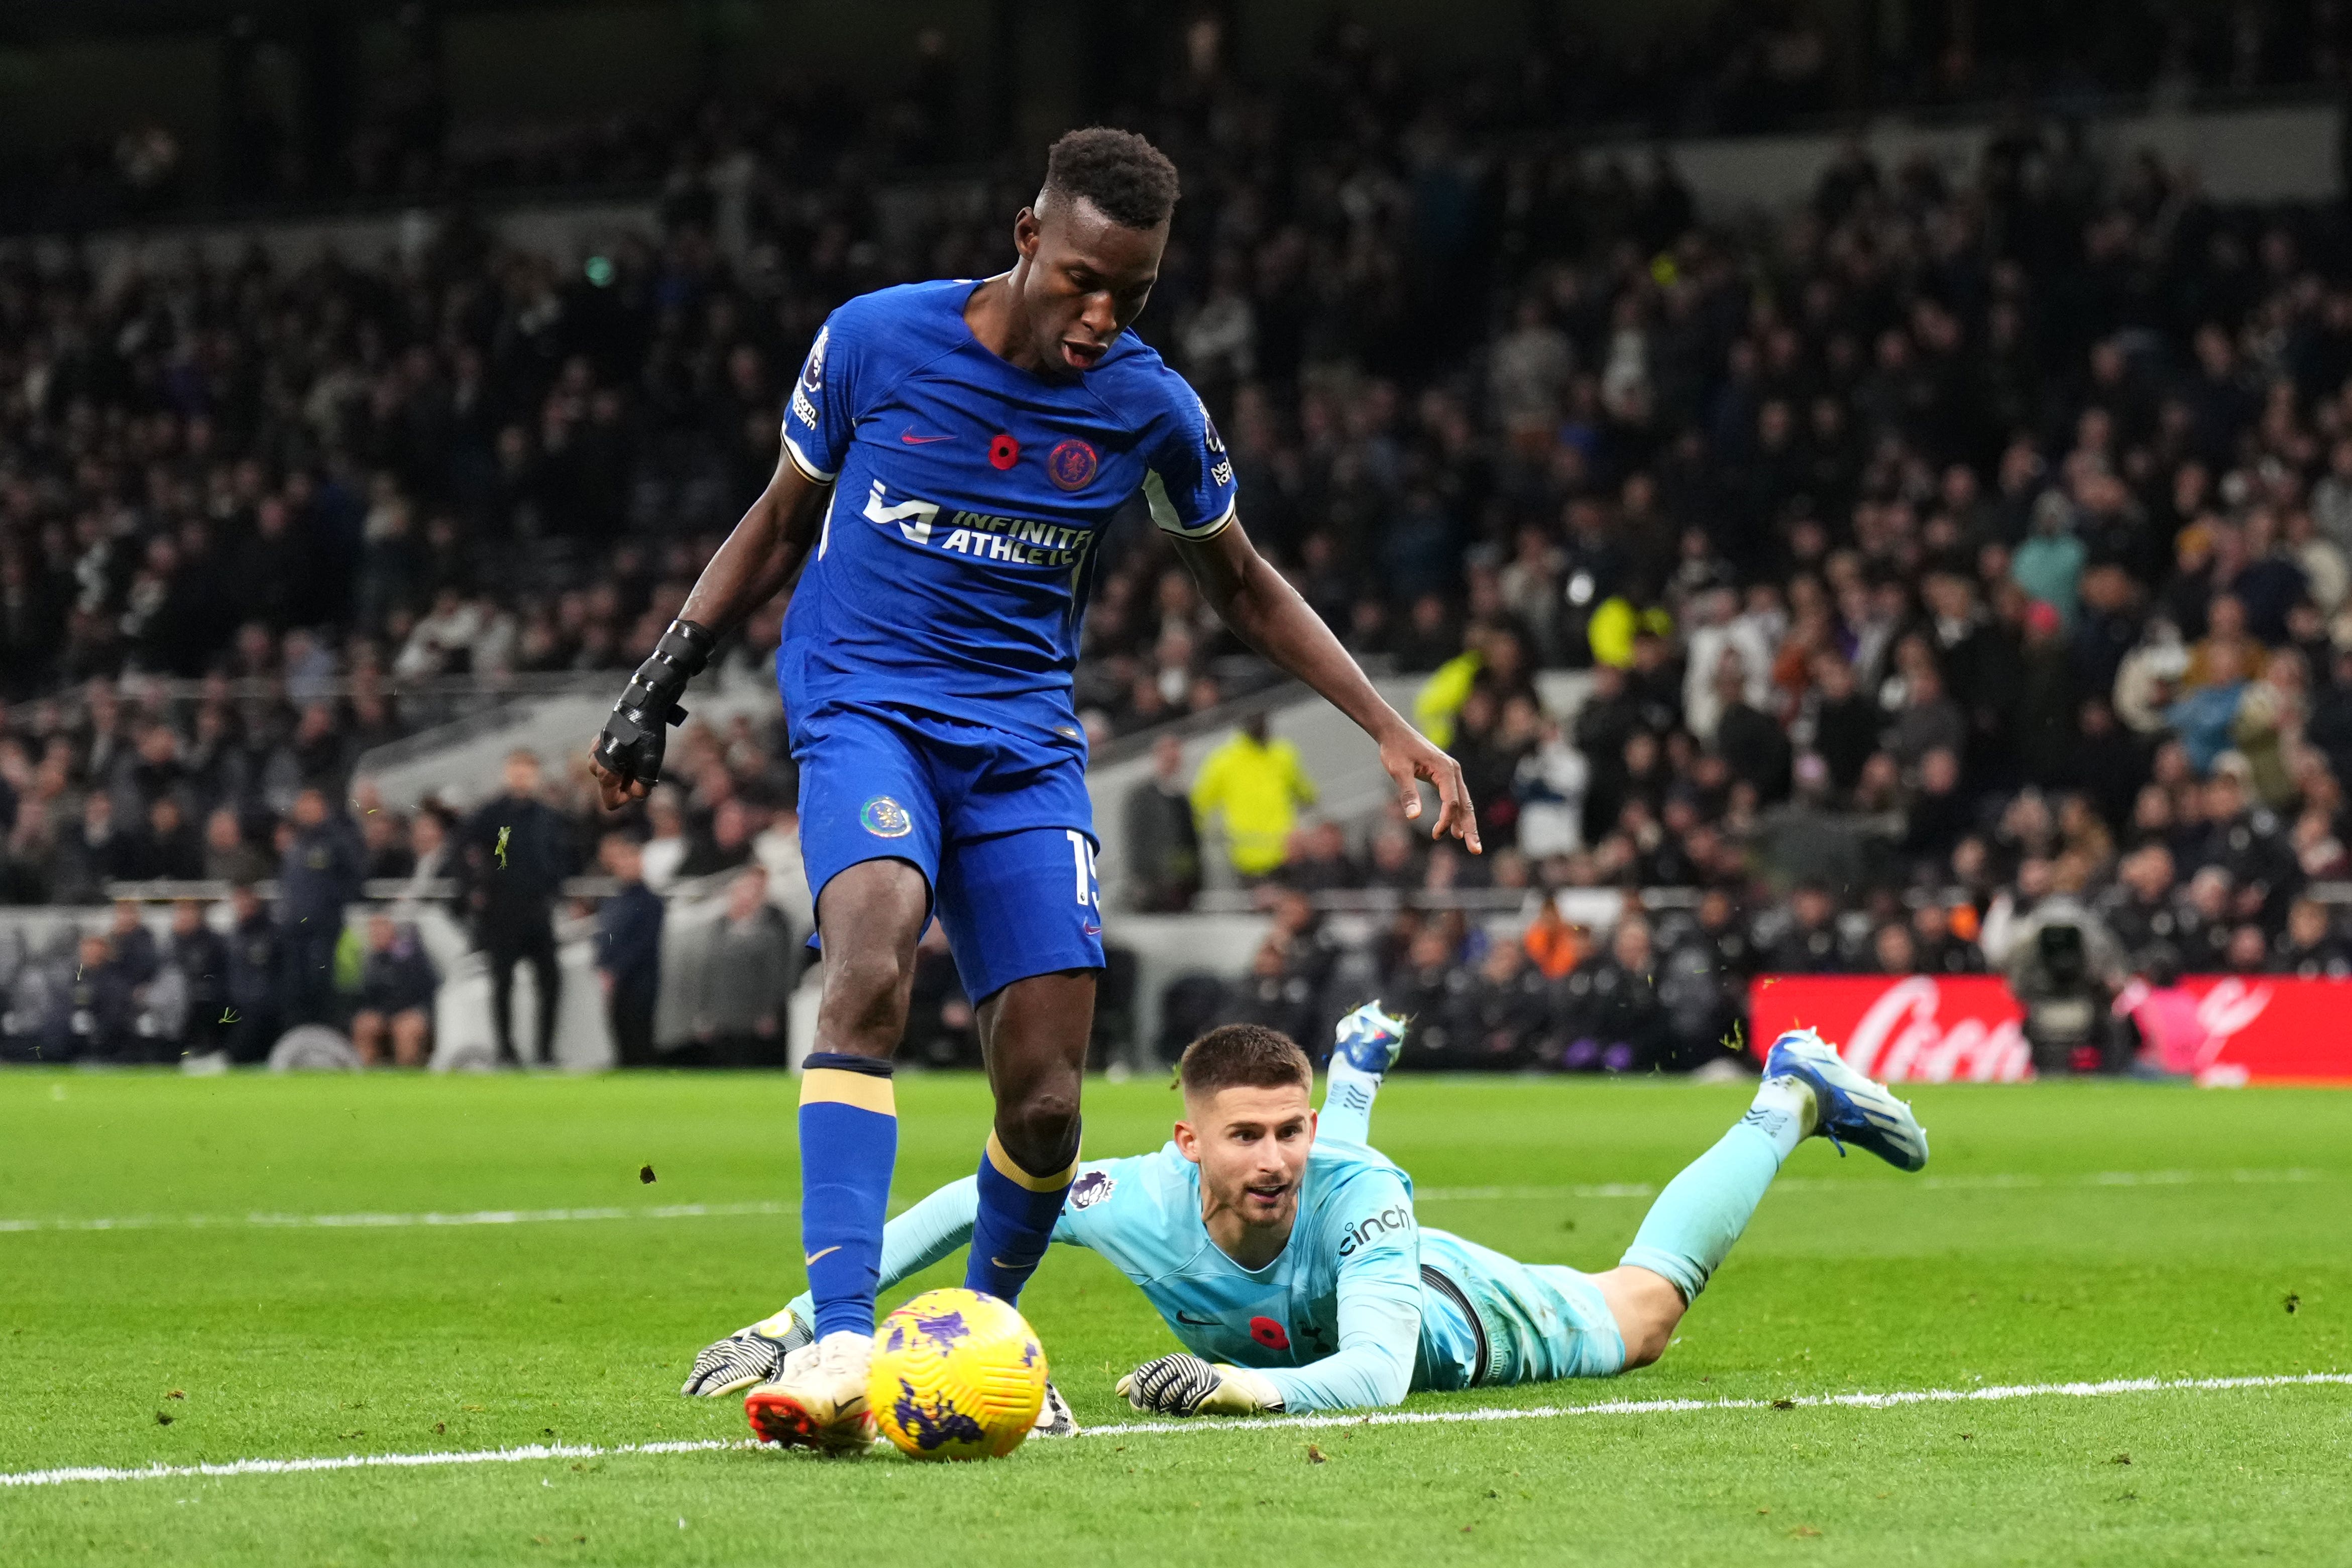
350, 913, 438, 1068
463, 750, 574, 1066
65, 931, 139, 1060
136, 797, 206, 881
595, 831, 664, 1067
223, 881, 281, 1062
2274, 897, 2351, 977
1560, 919, 1665, 1072
203, 808, 271, 884
277, 786, 365, 1028
399, 804, 457, 903
1124, 735, 1201, 911
1451, 940, 1559, 1068
1191, 712, 1316, 879
677, 797, 756, 879
905, 919, 978, 1068
2116, 950, 2204, 1078
165, 898, 231, 1061
1763, 883, 1852, 973
641, 791, 690, 890
105, 898, 161, 990
1220, 932, 1325, 1048
688, 866, 793, 1067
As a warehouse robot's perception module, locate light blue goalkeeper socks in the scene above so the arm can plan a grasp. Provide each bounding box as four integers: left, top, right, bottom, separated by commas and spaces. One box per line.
798, 1053, 899, 1339
1319, 1058, 1381, 1145
1618, 1077, 1816, 1302
963, 1126, 1079, 1305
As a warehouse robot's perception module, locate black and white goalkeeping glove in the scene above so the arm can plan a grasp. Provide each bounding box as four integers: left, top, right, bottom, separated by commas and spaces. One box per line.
1115, 1354, 1285, 1417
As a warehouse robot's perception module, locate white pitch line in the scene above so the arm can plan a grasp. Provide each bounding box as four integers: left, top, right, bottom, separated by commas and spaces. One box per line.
1083, 1371, 2352, 1436
0, 1438, 754, 1490
0, 1201, 794, 1235
3, 1373, 2342, 1490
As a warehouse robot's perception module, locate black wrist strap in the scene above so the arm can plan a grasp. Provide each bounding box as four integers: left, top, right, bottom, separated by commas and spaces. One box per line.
612, 619, 717, 732
653, 619, 716, 678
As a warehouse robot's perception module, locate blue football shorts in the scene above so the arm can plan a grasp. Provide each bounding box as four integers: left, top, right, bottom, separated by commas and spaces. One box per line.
788, 699, 1104, 1002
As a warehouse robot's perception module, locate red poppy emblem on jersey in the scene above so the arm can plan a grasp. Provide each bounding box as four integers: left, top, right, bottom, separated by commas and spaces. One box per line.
1249, 1316, 1290, 1351
988, 432, 1020, 470
1047, 438, 1099, 491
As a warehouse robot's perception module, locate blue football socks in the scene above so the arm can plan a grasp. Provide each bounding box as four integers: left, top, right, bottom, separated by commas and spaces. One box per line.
1618, 1077, 1817, 1302
798, 1053, 899, 1339
964, 1127, 1080, 1305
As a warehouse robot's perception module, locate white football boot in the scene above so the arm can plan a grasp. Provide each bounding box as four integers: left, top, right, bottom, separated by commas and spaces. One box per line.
744, 1329, 876, 1453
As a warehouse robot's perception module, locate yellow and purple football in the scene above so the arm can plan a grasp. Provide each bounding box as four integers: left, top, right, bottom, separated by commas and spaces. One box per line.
868, 1287, 1048, 1461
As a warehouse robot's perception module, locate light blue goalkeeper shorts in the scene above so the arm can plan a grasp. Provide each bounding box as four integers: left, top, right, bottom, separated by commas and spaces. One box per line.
1419, 1229, 1627, 1390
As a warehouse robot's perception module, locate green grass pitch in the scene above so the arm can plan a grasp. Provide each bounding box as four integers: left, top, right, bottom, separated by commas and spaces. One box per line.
1, 1071, 2345, 1566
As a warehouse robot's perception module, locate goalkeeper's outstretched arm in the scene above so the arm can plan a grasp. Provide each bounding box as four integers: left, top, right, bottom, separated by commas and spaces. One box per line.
1118, 1168, 1424, 1417
1246, 1174, 1421, 1412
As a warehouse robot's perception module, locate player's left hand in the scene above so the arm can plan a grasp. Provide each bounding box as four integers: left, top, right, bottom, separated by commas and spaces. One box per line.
1379, 726, 1482, 854
1115, 1354, 1285, 1417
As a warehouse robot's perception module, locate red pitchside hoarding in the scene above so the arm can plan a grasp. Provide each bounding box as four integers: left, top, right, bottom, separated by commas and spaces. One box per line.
1745, 974, 2352, 1085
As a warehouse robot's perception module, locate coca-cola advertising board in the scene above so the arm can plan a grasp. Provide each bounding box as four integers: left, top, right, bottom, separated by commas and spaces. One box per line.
1745, 974, 2352, 1085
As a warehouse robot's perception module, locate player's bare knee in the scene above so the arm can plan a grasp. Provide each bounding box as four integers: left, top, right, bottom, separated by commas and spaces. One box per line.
997, 1080, 1081, 1168
820, 948, 917, 1050
1597, 1266, 1686, 1371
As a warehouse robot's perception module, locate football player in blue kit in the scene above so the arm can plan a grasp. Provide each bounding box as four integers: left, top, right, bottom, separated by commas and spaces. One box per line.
589, 128, 1478, 1450
683, 1009, 1929, 1425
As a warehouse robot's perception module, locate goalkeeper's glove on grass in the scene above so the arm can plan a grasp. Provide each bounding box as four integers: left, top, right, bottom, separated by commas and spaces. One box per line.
681, 1307, 812, 1397
1115, 1354, 1285, 1416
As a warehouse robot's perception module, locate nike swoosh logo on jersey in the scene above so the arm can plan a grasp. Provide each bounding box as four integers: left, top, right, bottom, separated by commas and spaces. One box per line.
900, 429, 953, 443
804, 1246, 841, 1266
1174, 1311, 1219, 1326
990, 1257, 1027, 1271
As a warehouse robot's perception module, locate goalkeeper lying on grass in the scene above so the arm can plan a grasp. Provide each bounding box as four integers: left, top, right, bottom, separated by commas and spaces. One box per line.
686, 1006, 1928, 1429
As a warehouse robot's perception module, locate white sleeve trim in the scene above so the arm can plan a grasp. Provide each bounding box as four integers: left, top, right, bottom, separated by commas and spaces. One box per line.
781, 430, 836, 484
1145, 470, 1236, 540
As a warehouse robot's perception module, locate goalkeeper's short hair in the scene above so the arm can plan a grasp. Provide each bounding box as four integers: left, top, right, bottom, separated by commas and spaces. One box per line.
1179, 1023, 1312, 1100
1041, 127, 1179, 232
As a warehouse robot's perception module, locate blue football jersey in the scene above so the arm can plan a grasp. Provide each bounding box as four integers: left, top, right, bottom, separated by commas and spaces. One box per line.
777, 278, 1238, 740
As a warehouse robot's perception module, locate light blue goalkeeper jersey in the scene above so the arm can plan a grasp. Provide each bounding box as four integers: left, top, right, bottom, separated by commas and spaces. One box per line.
784, 1135, 1622, 1411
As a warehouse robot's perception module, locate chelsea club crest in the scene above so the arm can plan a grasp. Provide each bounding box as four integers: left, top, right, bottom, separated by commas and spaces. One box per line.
860, 796, 914, 838
1047, 438, 1098, 491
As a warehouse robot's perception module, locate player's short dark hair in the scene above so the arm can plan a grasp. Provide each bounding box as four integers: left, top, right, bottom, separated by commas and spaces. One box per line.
1179, 1024, 1313, 1099
1041, 127, 1179, 231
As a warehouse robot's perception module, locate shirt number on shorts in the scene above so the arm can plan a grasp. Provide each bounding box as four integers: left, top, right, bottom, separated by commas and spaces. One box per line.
1064, 830, 1100, 911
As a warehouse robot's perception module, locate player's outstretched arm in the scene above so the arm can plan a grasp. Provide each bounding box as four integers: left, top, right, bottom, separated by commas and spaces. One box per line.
589, 451, 831, 809
1117, 1169, 1424, 1416
1175, 520, 1479, 852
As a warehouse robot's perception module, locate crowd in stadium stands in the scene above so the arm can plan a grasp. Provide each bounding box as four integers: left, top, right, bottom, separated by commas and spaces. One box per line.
11, 18, 2352, 1071
19, 4, 2352, 236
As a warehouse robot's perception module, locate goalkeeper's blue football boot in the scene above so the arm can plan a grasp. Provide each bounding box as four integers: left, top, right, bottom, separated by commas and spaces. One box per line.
1330, 1000, 1408, 1077
1761, 1028, 1930, 1172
